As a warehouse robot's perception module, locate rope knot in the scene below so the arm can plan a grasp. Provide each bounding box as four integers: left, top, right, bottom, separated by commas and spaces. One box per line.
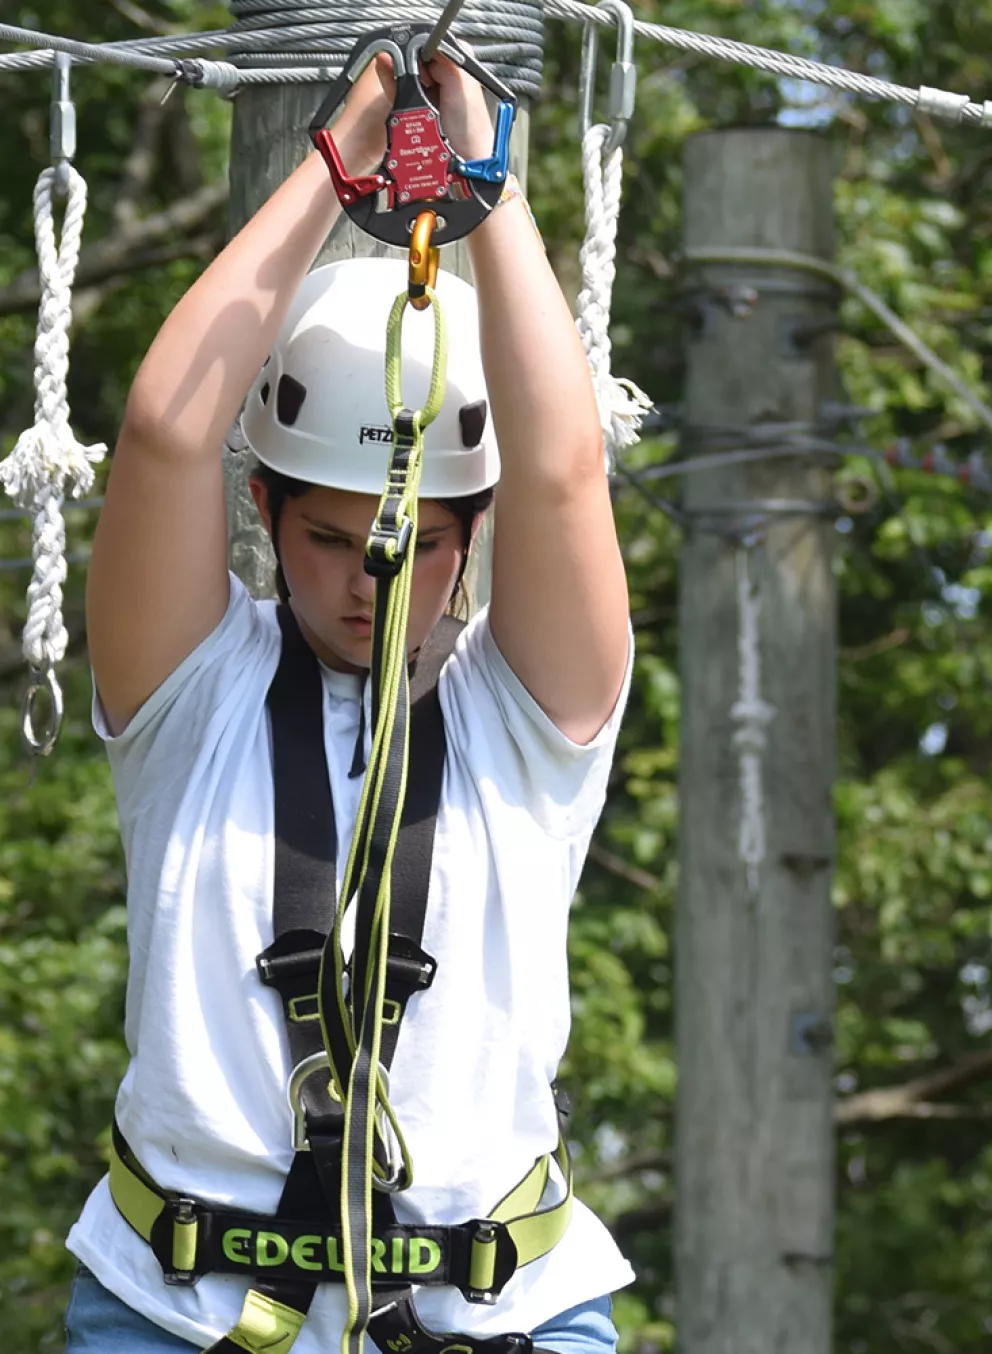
0, 161, 105, 749
575, 123, 651, 472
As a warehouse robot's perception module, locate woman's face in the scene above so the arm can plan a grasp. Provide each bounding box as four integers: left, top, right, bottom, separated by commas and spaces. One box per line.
250, 481, 467, 673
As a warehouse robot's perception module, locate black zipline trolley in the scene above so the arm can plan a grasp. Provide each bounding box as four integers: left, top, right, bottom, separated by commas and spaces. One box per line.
310, 24, 516, 303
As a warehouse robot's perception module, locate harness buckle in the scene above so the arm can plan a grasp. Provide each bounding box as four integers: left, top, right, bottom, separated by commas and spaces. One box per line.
160, 1197, 201, 1286
465, 1221, 501, 1304
365, 515, 414, 578
386, 936, 437, 995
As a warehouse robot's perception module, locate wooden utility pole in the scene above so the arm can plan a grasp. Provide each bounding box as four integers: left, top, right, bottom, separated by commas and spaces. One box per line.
674, 129, 838, 1354
223, 38, 531, 603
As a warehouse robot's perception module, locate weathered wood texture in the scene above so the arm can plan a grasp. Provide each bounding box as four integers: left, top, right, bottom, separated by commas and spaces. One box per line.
674, 128, 838, 1354
224, 82, 529, 605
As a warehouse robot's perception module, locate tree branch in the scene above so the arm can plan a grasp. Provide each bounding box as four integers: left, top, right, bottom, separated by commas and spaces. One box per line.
586, 842, 662, 894
578, 1150, 670, 1186
839, 627, 910, 662
109, 0, 176, 35
70, 233, 222, 327
612, 1198, 672, 1240
848, 1101, 992, 1122
0, 183, 228, 317
835, 1049, 992, 1126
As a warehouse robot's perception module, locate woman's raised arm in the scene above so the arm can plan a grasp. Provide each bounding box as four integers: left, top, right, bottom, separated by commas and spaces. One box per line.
470, 197, 631, 746
86, 84, 389, 735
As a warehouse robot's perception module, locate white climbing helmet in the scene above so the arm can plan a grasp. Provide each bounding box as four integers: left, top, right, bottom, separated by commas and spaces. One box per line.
242, 257, 499, 498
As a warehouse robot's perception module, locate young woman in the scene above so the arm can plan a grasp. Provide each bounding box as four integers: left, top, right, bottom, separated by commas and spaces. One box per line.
69, 47, 633, 1354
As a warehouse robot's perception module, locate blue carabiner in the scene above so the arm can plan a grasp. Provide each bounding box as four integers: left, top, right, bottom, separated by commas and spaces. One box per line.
454, 100, 514, 183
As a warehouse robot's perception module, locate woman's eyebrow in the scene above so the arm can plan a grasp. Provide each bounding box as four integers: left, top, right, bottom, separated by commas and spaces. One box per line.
301, 512, 452, 540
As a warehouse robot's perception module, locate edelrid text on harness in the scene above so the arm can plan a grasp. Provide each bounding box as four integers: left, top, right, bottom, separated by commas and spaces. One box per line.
109, 286, 574, 1354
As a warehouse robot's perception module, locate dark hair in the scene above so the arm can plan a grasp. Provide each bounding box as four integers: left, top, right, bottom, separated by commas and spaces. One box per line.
250, 463, 495, 614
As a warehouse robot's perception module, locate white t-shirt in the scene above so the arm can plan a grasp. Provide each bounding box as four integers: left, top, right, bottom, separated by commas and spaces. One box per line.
67, 575, 636, 1350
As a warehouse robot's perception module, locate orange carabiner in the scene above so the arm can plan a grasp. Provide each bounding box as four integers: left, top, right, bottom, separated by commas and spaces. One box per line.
408, 210, 440, 311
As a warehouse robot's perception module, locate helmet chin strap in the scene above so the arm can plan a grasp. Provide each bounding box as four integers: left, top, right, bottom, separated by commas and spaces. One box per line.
450, 543, 470, 600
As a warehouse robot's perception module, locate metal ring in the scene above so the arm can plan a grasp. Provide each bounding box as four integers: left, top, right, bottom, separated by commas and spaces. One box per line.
21, 667, 64, 759
578, 0, 636, 154
372, 1065, 407, 1194
834, 474, 879, 515
287, 1050, 336, 1152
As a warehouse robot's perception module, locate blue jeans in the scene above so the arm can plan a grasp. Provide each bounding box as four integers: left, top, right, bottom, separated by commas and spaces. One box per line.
64, 1265, 618, 1354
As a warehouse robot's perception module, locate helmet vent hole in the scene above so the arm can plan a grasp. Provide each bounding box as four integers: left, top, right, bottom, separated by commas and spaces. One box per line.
260, 382, 271, 406
459, 400, 488, 448
277, 375, 307, 427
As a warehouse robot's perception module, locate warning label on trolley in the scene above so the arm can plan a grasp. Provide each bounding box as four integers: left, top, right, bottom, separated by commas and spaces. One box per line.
388, 109, 451, 201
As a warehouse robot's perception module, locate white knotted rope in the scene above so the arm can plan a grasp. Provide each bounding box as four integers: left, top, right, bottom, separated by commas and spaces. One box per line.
0, 165, 106, 700
730, 548, 776, 894
575, 122, 652, 474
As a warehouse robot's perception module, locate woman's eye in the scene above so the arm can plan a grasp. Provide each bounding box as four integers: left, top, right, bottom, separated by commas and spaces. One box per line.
417, 540, 439, 554
308, 532, 349, 548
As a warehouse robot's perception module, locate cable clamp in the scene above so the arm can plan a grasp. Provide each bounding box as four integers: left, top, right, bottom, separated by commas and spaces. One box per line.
917, 85, 970, 124
50, 53, 75, 198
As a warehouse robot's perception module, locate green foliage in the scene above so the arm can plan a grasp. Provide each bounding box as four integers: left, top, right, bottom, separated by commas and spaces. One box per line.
0, 670, 127, 1349
3, 2, 992, 1352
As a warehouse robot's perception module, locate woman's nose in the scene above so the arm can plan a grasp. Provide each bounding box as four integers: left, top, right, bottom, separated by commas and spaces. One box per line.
348, 560, 376, 604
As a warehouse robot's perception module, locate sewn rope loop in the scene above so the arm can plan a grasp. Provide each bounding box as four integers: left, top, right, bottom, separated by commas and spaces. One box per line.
575, 123, 652, 474
0, 163, 106, 755
317, 287, 448, 1354
730, 547, 776, 894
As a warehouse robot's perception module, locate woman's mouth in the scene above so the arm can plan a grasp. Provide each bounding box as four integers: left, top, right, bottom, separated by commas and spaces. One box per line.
342, 616, 373, 636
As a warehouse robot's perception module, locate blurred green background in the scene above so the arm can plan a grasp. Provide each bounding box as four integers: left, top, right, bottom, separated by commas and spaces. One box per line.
4, 3, 992, 1350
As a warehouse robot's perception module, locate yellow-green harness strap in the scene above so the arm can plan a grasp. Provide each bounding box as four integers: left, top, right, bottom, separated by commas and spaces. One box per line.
109, 1124, 573, 1286
108, 1121, 574, 1354
318, 287, 448, 1354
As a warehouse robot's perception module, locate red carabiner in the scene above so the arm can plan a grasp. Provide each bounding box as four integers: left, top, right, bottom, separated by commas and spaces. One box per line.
312, 134, 388, 207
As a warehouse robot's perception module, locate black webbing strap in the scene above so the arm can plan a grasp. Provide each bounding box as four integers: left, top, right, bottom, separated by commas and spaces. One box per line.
317, 602, 464, 1348
230, 605, 463, 1354
370, 1290, 545, 1354
380, 611, 462, 1067
268, 606, 339, 935
259, 606, 340, 1134
258, 607, 463, 1107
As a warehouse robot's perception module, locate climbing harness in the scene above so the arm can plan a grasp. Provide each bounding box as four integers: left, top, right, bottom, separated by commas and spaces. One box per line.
108, 592, 574, 1354
0, 53, 105, 758
309, 22, 516, 308
575, 1, 651, 473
